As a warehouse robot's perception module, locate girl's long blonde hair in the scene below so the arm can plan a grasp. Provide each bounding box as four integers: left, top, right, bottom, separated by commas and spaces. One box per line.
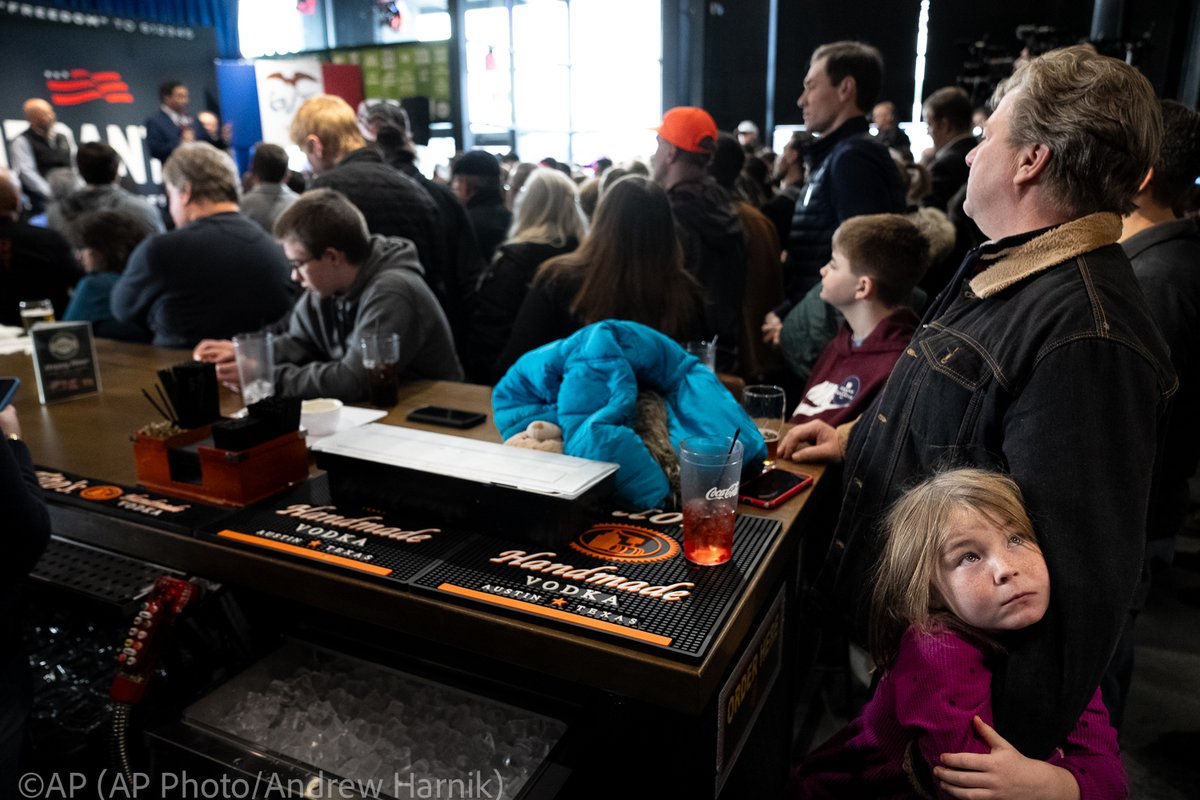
868, 468, 1038, 670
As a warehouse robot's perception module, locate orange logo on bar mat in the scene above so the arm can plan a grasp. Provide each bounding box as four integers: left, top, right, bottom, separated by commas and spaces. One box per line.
216, 530, 393, 577
79, 485, 123, 501
570, 523, 679, 563
438, 583, 672, 646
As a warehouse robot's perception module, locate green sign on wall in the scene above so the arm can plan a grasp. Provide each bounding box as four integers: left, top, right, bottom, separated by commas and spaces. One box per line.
330, 41, 451, 121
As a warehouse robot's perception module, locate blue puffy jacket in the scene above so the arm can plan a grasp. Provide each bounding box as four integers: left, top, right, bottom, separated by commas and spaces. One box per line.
492, 321, 766, 508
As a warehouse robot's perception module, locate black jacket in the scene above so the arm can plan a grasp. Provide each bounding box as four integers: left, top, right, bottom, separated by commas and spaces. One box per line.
821, 213, 1175, 758
465, 190, 512, 265
1123, 217, 1200, 541
922, 134, 977, 212
468, 239, 577, 383
391, 154, 485, 345
786, 117, 905, 300
312, 147, 441, 275
668, 176, 743, 368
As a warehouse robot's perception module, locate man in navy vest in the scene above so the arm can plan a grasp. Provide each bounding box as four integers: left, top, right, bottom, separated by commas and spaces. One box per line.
10, 98, 73, 216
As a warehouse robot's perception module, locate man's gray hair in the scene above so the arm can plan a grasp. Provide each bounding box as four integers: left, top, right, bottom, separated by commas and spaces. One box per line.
162, 142, 240, 204
995, 44, 1160, 217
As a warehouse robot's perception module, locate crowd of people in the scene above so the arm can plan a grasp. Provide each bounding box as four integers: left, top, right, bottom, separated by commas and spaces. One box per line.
2, 36, 1199, 798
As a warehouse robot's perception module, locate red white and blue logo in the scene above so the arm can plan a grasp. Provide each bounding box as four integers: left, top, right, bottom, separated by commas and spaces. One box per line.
46, 69, 134, 106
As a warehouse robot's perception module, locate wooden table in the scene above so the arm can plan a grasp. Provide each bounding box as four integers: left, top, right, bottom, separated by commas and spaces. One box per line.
4, 339, 829, 797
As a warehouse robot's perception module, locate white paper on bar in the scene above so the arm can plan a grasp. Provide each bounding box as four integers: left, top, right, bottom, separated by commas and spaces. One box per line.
310, 423, 618, 499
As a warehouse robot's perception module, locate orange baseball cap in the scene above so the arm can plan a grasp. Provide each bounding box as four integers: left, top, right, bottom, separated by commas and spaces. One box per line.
656, 106, 718, 154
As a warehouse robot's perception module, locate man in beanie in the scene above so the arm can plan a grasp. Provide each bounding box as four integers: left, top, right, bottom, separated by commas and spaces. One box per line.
451, 150, 511, 263
652, 106, 744, 370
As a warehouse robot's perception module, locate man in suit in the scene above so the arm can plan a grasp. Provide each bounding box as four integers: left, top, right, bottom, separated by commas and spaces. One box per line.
145, 80, 216, 163
921, 86, 977, 211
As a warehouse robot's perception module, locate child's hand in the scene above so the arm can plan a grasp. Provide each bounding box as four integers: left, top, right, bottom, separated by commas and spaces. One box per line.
934, 716, 1080, 800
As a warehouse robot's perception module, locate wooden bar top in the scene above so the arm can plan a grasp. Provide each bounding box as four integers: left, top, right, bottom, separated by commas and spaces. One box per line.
2, 338, 828, 712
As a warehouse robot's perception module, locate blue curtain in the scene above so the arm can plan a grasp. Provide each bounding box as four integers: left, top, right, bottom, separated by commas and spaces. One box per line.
45, 0, 240, 59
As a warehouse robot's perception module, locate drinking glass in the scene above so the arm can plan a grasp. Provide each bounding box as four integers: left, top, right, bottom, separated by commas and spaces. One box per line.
678, 436, 743, 566
19, 298, 55, 333
360, 332, 401, 407
233, 332, 275, 405
742, 385, 785, 471
682, 338, 717, 371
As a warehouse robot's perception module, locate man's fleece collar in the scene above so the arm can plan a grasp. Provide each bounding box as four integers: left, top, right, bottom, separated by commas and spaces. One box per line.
968, 212, 1122, 298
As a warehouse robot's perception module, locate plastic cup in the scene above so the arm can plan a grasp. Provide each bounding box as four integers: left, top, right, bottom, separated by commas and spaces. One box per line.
233, 332, 275, 405
360, 332, 401, 407
742, 385, 785, 470
678, 436, 744, 566
683, 339, 717, 371
19, 299, 55, 333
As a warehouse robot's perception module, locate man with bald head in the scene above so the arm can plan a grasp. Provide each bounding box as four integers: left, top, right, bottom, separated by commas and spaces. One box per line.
782, 46, 1175, 769
10, 98, 74, 216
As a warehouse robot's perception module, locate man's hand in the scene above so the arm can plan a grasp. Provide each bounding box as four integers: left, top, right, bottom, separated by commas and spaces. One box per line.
934, 717, 1080, 800
778, 420, 843, 463
762, 311, 783, 347
181, 127, 196, 143
192, 339, 240, 391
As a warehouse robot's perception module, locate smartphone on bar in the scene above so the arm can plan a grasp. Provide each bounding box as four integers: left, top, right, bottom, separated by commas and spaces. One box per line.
406, 405, 487, 429
739, 469, 813, 509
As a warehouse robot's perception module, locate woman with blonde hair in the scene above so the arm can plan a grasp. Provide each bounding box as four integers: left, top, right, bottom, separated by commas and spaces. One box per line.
493, 174, 708, 379
466, 168, 586, 382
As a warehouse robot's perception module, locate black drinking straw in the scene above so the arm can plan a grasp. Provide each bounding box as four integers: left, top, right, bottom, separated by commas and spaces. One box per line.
141, 388, 171, 423
728, 429, 741, 454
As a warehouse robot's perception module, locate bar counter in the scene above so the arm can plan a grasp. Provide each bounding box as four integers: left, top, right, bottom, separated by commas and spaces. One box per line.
4, 338, 829, 797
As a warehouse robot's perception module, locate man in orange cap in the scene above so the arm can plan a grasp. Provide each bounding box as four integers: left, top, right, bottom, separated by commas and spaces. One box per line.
652, 106, 744, 370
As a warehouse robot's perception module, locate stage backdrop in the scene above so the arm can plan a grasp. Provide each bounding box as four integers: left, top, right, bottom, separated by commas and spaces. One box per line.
0, 3, 218, 195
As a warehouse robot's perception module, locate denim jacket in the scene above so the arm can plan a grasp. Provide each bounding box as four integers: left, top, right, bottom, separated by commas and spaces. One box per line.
816, 212, 1176, 757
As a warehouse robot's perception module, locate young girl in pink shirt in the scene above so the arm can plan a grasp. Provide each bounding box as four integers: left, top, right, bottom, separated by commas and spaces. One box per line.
791, 468, 1126, 799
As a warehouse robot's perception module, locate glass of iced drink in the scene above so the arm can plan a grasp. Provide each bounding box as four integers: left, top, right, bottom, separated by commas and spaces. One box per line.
18, 299, 55, 333
678, 435, 744, 566
233, 331, 275, 405
742, 385, 785, 471
360, 332, 401, 407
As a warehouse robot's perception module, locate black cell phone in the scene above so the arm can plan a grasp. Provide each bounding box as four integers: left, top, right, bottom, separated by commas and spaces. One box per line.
739, 469, 813, 509
406, 405, 487, 429
0, 377, 19, 411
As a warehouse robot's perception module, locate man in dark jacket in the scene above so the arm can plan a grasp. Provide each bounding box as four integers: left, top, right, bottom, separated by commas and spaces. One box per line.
110, 144, 295, 348
652, 106, 743, 370
920, 86, 977, 212
781, 46, 1174, 765
193, 189, 462, 401
366, 103, 484, 351
289, 95, 441, 276
450, 150, 511, 264
0, 168, 79, 325
784, 42, 906, 302
1105, 100, 1200, 727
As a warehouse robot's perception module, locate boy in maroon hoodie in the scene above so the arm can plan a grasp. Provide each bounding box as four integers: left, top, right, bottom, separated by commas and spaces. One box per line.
789, 213, 928, 426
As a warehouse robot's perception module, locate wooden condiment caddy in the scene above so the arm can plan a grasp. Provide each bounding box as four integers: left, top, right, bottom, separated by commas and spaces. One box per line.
133, 424, 308, 507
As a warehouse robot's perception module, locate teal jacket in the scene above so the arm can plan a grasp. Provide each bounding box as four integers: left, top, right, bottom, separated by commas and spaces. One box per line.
492, 321, 765, 508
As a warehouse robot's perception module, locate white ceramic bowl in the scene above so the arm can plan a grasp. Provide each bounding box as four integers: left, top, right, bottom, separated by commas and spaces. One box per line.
301, 398, 343, 437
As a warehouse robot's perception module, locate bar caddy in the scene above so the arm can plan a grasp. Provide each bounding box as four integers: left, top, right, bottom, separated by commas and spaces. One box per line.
131, 362, 308, 506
